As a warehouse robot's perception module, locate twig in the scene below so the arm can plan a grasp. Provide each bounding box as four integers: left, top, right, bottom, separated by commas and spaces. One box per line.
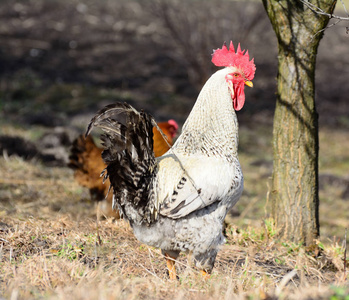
135, 260, 165, 283
344, 228, 347, 276
96, 202, 102, 246
300, 0, 349, 37
3, 150, 9, 162
159, 252, 195, 272
42, 251, 53, 289
147, 247, 157, 276
0, 243, 3, 261
10, 288, 18, 300
312, 19, 342, 38
300, 0, 349, 21
339, 0, 349, 17
238, 196, 259, 221
265, 179, 271, 218
275, 270, 298, 296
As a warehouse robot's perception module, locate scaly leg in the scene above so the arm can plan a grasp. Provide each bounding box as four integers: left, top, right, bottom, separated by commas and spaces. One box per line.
165, 253, 177, 280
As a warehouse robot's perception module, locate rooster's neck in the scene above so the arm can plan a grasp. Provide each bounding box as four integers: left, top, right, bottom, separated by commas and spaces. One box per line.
173, 69, 239, 160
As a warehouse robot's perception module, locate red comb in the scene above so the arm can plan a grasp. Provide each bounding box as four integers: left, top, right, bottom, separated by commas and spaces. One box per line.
212, 41, 256, 81
167, 119, 178, 131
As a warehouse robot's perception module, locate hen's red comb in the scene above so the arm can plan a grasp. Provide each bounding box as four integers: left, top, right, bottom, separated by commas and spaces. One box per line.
212, 41, 256, 81
167, 119, 178, 131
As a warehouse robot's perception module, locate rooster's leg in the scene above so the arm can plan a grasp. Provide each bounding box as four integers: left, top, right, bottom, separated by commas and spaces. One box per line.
165, 253, 177, 280
193, 248, 216, 280
162, 250, 179, 280
200, 270, 211, 280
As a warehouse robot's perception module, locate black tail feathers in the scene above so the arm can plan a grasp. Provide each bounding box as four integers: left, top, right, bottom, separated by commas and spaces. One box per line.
86, 102, 158, 224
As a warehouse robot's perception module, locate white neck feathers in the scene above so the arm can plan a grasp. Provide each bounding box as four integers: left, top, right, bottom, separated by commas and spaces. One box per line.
173, 68, 240, 159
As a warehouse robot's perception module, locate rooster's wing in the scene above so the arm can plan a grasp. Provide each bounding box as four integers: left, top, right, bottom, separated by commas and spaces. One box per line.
155, 153, 242, 219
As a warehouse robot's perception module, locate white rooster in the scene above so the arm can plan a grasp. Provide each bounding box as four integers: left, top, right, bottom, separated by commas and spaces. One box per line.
86, 41, 255, 279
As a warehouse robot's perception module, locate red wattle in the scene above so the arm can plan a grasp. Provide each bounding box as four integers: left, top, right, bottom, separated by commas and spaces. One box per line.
233, 83, 245, 111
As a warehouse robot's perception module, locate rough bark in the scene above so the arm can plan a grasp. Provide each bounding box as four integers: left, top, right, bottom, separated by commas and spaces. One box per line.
262, 0, 336, 245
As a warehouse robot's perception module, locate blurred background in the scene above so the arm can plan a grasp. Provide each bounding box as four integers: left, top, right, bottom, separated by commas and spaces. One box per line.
0, 0, 348, 240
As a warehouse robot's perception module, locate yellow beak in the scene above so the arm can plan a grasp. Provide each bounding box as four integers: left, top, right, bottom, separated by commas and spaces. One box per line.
244, 80, 253, 88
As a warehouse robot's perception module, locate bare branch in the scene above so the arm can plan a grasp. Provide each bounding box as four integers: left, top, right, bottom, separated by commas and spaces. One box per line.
312, 18, 342, 39
300, 0, 349, 21
300, 0, 349, 37
344, 228, 347, 277
339, 0, 349, 17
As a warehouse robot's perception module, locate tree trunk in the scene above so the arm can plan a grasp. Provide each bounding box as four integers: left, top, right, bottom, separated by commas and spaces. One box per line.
262, 0, 336, 245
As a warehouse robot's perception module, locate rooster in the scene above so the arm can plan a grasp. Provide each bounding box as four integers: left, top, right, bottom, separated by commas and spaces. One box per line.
69, 120, 178, 217
86, 42, 255, 279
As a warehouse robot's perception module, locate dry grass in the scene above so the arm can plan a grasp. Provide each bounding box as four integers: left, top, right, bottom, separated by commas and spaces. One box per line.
1, 212, 348, 300
0, 147, 348, 300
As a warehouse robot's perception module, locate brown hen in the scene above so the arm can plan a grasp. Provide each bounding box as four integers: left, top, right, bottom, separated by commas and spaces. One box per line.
69, 120, 178, 217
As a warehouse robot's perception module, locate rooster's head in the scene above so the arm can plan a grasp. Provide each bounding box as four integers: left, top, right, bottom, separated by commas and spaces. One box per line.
212, 41, 256, 111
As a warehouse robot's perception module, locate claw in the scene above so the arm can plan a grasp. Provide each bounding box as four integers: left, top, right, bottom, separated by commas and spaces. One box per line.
200, 270, 211, 280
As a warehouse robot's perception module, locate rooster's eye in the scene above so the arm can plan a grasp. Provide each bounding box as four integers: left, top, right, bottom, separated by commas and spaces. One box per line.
234, 73, 240, 77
